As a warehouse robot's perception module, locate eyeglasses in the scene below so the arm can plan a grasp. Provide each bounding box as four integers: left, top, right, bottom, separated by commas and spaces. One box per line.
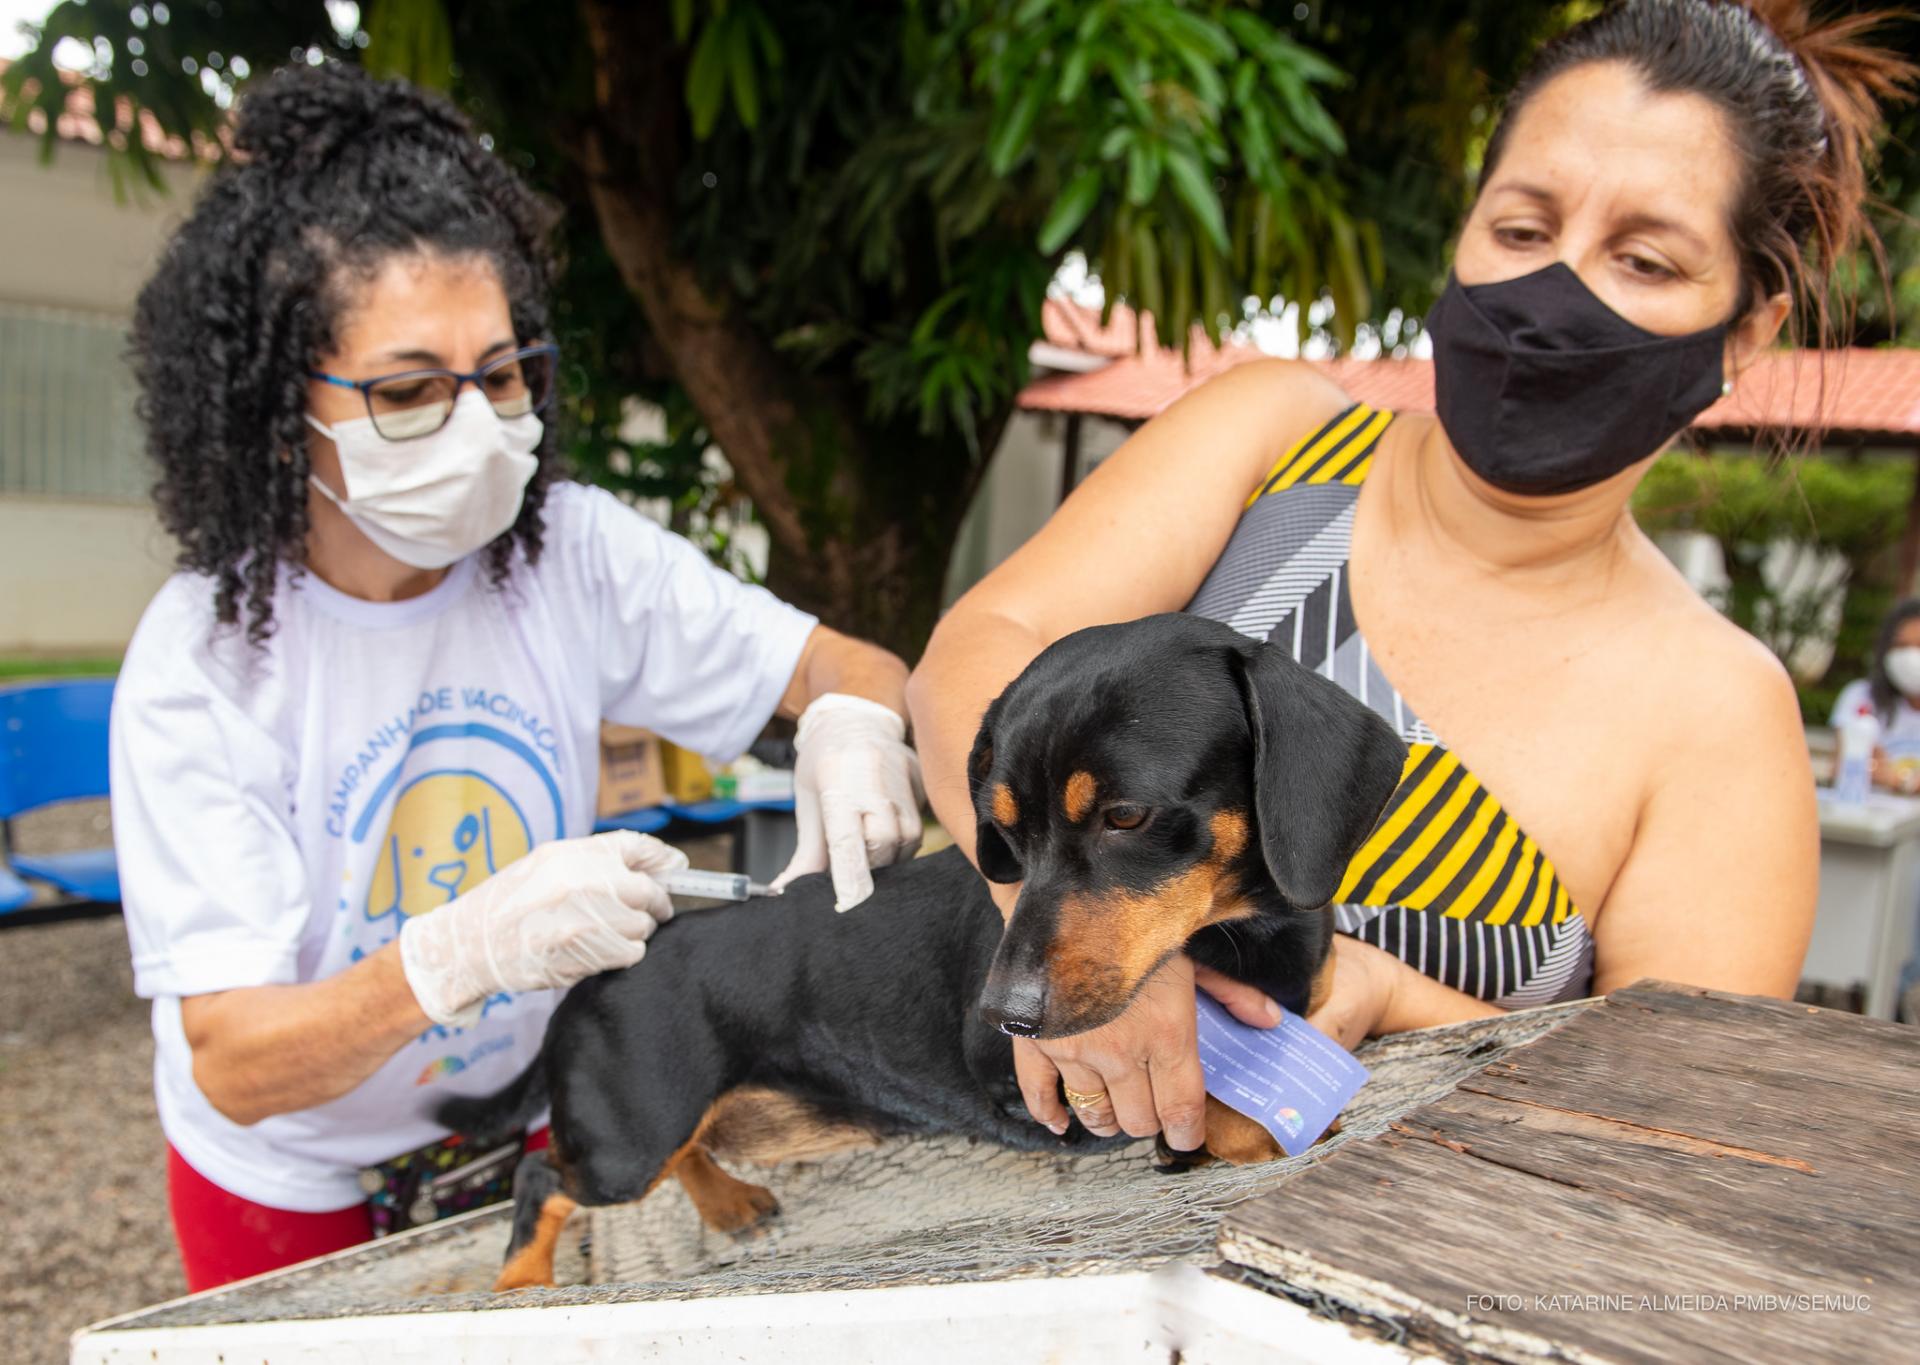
308, 344, 558, 441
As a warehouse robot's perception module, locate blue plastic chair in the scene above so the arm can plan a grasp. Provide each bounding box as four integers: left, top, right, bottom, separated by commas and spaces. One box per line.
0, 861, 29, 913
661, 796, 796, 823
593, 805, 674, 836
0, 679, 120, 905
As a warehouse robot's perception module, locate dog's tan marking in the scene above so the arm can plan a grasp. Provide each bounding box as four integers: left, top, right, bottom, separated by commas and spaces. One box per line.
494, 1189, 578, 1291
1063, 771, 1097, 823
1209, 809, 1249, 862
496, 1106, 753, 1292
1047, 815, 1252, 1023
1204, 1096, 1285, 1165
674, 1146, 780, 1233
702, 1085, 882, 1164
992, 783, 1019, 826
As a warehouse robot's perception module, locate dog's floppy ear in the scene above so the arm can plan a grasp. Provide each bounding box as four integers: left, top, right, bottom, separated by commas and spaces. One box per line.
1231, 643, 1406, 909
966, 697, 1024, 884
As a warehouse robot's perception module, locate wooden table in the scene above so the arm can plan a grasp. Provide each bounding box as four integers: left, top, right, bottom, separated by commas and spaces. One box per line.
73, 983, 1915, 1363
1221, 981, 1918, 1363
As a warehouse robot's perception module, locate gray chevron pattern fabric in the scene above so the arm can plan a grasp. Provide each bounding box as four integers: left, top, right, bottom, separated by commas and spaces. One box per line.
1185, 404, 1593, 1008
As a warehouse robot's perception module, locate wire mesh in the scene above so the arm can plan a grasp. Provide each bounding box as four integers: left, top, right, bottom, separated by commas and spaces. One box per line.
587, 1003, 1581, 1299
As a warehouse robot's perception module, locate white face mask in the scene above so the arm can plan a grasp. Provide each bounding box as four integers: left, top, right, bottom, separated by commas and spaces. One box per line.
1886, 647, 1920, 700
305, 388, 542, 570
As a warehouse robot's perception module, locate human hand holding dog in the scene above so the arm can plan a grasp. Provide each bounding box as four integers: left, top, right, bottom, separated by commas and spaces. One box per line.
399, 830, 688, 1027
1013, 956, 1283, 1150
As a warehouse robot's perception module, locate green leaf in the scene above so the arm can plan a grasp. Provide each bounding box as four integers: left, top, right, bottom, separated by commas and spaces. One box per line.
1250, 192, 1274, 302
750, 6, 785, 67
1168, 227, 1193, 354
1135, 228, 1164, 334
1038, 166, 1105, 254
686, 20, 730, 139
911, 288, 968, 346
1165, 150, 1229, 254
671, 0, 695, 42
1125, 138, 1162, 206
1198, 227, 1228, 345
1012, 0, 1054, 29
1058, 42, 1094, 104
1230, 58, 1256, 108
1104, 207, 1134, 303
728, 20, 761, 128
363, 0, 456, 90
1158, 7, 1236, 66
986, 79, 1047, 175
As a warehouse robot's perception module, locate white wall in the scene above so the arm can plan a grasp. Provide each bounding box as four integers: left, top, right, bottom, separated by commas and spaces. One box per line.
0, 128, 202, 313
0, 495, 173, 653
0, 129, 201, 654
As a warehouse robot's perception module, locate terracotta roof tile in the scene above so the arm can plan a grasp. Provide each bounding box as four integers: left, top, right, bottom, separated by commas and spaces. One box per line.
0, 57, 212, 161
1023, 301, 1920, 440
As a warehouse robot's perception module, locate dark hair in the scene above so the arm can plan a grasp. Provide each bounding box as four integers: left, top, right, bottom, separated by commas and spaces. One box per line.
130, 62, 563, 645
1480, 0, 1915, 349
1870, 598, 1920, 720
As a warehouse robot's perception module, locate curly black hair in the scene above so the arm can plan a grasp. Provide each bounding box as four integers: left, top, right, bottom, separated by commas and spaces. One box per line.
130, 61, 562, 644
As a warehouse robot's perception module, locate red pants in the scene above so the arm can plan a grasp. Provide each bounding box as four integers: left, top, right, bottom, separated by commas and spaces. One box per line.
167, 1129, 551, 1293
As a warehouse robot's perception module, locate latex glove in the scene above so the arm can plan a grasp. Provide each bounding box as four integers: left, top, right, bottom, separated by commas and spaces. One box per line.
772, 693, 925, 911
399, 830, 689, 1027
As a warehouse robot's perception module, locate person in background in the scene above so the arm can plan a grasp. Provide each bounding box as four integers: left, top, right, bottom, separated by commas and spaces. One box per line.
1829, 599, 1920, 794
1830, 598, 1920, 1021
112, 63, 921, 1291
909, 0, 1909, 1151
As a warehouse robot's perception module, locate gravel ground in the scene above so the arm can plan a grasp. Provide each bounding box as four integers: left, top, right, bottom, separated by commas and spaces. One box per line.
1, 801, 177, 1365
0, 804, 734, 1365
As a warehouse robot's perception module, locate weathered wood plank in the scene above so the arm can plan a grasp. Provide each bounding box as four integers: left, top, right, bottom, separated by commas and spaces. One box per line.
1458, 983, 1920, 1167
1221, 982, 1915, 1364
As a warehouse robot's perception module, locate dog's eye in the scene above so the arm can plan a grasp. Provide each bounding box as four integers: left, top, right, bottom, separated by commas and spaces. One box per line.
1103, 804, 1149, 831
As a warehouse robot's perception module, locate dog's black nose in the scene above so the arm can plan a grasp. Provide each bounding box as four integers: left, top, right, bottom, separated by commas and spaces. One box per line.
979, 976, 1049, 1036
987, 1011, 1040, 1037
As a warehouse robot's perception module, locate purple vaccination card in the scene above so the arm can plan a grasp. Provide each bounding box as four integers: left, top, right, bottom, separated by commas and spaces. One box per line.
1195, 993, 1369, 1156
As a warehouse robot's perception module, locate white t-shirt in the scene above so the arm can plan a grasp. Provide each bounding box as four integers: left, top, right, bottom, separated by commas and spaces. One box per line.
1830, 678, 1920, 761
110, 483, 816, 1211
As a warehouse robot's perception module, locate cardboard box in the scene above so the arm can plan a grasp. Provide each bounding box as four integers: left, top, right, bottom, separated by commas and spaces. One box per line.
597, 723, 667, 818
660, 740, 714, 804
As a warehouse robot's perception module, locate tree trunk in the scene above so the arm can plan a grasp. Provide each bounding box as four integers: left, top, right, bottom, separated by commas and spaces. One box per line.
573, 0, 990, 661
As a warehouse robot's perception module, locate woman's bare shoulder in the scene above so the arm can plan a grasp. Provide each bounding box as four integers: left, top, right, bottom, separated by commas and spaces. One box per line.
1179, 357, 1353, 435
1634, 559, 1804, 755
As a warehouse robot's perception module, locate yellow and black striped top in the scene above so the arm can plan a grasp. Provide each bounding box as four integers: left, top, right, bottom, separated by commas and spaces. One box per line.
1188, 405, 1592, 1006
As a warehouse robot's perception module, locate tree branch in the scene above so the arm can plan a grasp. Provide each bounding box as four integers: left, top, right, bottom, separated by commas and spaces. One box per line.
575, 0, 849, 580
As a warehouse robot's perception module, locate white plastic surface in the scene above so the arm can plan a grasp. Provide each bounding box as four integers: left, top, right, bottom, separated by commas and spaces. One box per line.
71, 1264, 1422, 1365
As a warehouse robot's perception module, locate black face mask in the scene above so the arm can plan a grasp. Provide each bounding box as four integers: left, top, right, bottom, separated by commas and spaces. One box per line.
1424, 262, 1727, 496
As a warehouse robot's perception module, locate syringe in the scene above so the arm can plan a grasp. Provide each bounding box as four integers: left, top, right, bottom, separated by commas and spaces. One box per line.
659, 868, 782, 902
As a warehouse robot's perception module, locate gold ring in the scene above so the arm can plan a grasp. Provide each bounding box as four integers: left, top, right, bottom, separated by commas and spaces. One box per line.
1062, 1086, 1109, 1109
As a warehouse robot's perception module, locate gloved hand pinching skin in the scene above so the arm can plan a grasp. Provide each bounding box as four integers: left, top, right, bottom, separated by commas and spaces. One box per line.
398, 830, 689, 1027
772, 693, 925, 911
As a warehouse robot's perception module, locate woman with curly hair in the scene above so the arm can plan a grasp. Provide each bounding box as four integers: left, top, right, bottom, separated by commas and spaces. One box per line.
110, 61, 922, 1290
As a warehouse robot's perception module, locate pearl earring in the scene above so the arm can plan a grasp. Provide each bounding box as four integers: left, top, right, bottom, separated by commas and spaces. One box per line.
1721, 379, 1733, 397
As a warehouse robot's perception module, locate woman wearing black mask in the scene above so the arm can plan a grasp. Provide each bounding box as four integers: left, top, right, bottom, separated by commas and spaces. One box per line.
909, 0, 1912, 1152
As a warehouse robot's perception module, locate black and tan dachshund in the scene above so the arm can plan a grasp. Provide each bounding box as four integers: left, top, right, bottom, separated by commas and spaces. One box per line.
439, 612, 1406, 1289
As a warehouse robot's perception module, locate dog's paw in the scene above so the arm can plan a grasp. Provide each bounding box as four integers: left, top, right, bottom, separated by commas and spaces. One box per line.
701, 1179, 782, 1237
493, 1257, 558, 1292
1152, 1135, 1215, 1175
